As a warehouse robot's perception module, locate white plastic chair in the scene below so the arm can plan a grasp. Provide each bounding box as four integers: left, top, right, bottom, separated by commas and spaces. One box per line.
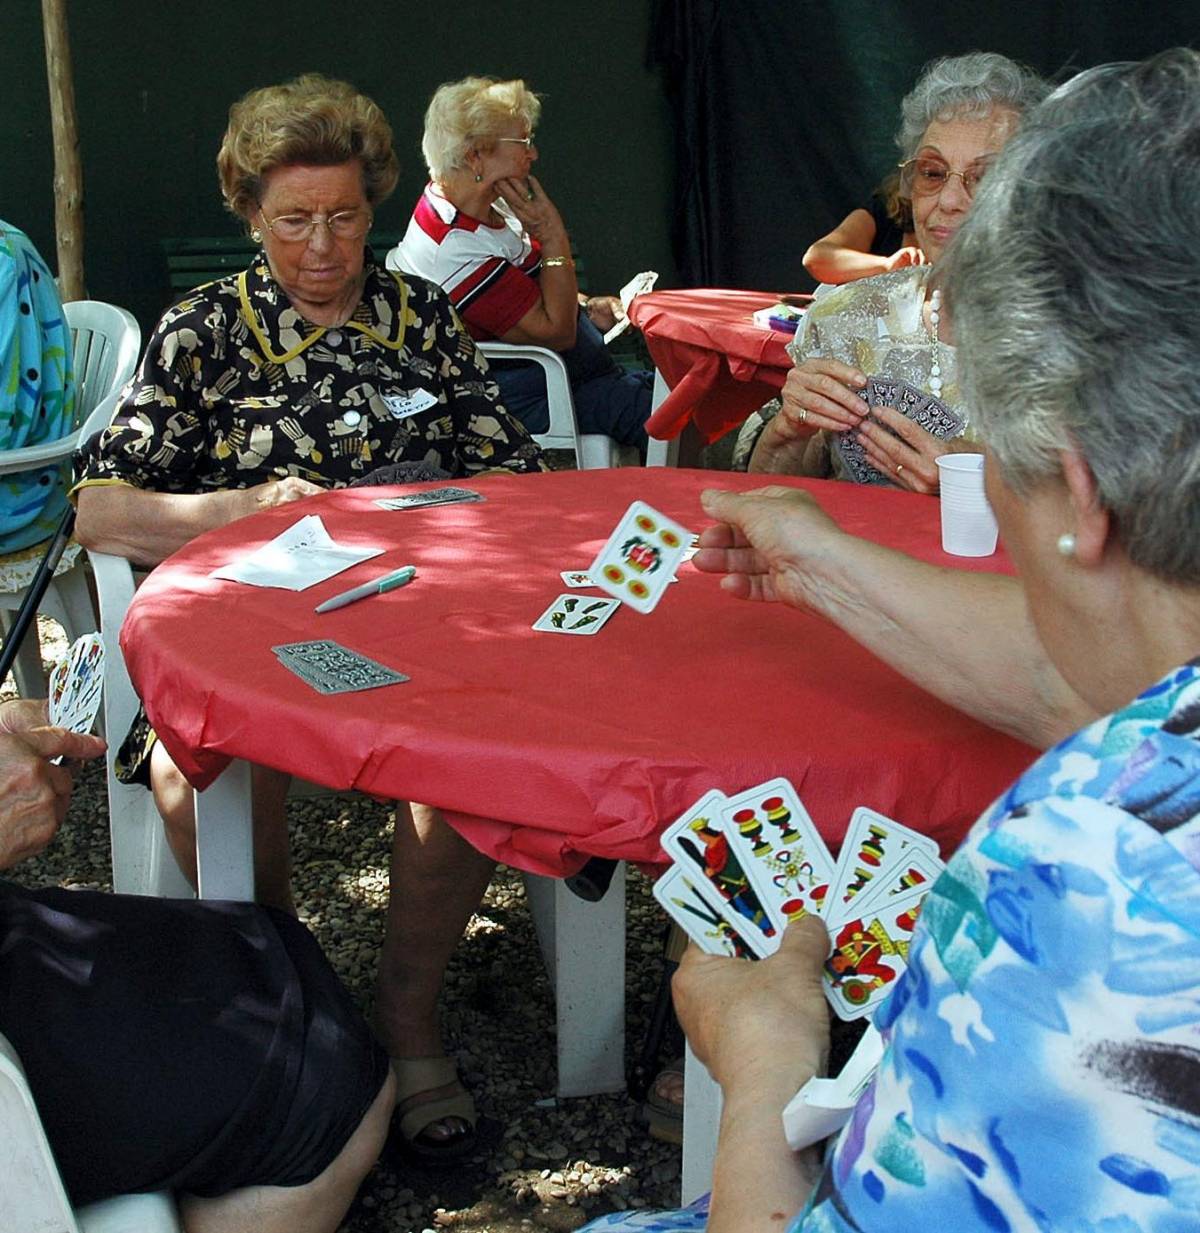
477, 341, 619, 469
0, 1028, 181, 1232
0, 300, 140, 696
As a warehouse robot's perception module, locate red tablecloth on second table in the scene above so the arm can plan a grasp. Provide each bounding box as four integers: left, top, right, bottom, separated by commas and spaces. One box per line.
121, 469, 1034, 876
630, 289, 807, 443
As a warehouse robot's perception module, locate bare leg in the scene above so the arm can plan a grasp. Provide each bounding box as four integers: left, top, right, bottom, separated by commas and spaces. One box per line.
150, 742, 295, 911
179, 1069, 395, 1233
374, 801, 495, 1139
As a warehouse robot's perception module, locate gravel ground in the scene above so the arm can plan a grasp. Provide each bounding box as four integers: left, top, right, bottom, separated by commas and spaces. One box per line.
8, 619, 687, 1233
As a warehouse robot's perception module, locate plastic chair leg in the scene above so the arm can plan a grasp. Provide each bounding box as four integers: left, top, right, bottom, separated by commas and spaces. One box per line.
0, 608, 47, 696
681, 1044, 722, 1204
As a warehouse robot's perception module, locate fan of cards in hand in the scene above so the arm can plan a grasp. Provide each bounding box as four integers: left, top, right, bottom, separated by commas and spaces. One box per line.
834, 374, 966, 487
48, 633, 105, 737
654, 778, 945, 1021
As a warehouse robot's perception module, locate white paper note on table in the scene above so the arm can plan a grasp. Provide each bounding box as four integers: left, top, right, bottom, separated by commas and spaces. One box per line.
782, 1024, 884, 1150
603, 270, 659, 344
211, 514, 383, 590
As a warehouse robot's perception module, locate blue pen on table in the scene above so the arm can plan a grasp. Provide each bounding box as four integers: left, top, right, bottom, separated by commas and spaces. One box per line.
315, 565, 416, 613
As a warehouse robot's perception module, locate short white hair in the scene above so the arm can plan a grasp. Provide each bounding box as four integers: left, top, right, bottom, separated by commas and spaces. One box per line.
421, 77, 541, 181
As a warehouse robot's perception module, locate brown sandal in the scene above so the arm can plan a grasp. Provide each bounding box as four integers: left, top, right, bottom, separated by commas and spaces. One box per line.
390, 1056, 478, 1162
640, 1057, 684, 1146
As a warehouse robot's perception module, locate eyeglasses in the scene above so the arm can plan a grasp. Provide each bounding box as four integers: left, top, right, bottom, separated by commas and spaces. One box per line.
898, 156, 992, 199
257, 207, 372, 243
496, 135, 536, 149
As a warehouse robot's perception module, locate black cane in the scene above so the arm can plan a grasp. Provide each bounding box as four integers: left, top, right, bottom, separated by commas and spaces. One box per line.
0, 503, 77, 682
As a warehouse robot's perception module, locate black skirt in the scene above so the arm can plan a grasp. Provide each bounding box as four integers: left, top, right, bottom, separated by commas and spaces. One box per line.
0, 880, 387, 1206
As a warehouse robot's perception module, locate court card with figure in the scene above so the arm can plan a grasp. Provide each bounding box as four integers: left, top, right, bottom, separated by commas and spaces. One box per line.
716, 777, 836, 932
652, 865, 763, 960
659, 789, 779, 957
272, 640, 409, 694
48, 633, 104, 735
588, 501, 693, 614
821, 883, 927, 1020
532, 594, 621, 635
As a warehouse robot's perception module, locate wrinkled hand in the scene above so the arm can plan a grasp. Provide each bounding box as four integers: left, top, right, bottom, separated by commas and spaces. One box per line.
0, 697, 50, 735
884, 245, 926, 272
235, 477, 325, 520
0, 722, 106, 871
673, 916, 831, 1096
584, 295, 625, 333
856, 405, 964, 493
780, 358, 868, 437
496, 175, 567, 244
693, 485, 844, 605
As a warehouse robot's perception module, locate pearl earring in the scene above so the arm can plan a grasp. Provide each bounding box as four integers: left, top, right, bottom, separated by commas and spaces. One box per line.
1056, 532, 1076, 557
250, 228, 263, 243
474, 172, 482, 183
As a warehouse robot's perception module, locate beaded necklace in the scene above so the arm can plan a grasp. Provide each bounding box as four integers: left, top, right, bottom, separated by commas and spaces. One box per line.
928, 287, 944, 398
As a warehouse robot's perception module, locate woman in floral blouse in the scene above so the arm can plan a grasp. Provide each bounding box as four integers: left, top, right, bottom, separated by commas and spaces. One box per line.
74, 73, 545, 1163
589, 49, 1200, 1233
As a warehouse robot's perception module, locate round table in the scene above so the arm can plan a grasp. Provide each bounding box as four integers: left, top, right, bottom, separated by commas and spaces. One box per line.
630, 289, 808, 444
121, 468, 1034, 878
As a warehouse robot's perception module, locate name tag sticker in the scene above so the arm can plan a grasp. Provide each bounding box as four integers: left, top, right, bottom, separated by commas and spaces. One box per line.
383, 389, 439, 420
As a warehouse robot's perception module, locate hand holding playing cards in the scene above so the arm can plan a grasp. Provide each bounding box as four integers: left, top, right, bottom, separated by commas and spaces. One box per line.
674, 916, 831, 1095
855, 404, 960, 494
694, 486, 843, 605
752, 359, 868, 474
0, 699, 105, 870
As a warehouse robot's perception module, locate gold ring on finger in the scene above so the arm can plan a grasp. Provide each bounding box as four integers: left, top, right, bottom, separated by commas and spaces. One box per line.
896, 464, 904, 477
798, 406, 807, 424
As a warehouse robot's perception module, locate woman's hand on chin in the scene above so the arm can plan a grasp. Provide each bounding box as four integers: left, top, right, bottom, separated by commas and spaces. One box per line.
496, 175, 566, 243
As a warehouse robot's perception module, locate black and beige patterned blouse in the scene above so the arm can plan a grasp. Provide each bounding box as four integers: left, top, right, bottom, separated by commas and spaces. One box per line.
75, 252, 546, 495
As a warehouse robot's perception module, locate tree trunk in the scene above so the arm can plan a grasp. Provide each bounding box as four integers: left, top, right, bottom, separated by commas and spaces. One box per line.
41, 0, 85, 300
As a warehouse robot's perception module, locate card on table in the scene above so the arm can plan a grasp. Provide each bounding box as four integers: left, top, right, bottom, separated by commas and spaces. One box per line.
823, 807, 939, 926
374, 486, 484, 510
48, 633, 105, 735
532, 594, 621, 635
588, 500, 693, 614
560, 570, 596, 589
717, 777, 835, 931
651, 864, 763, 959
822, 883, 927, 1020
659, 789, 779, 957
273, 640, 409, 694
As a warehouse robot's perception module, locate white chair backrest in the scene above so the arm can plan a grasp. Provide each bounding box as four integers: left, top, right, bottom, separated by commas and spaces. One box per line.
476, 341, 617, 469
63, 300, 140, 422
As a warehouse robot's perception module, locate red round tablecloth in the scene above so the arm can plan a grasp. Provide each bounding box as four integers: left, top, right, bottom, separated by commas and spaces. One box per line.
122, 469, 1035, 876
630, 289, 805, 443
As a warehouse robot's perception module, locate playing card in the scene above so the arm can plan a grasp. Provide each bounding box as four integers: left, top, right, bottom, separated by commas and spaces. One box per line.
532, 594, 620, 635
560, 570, 596, 589
374, 486, 484, 510
836, 375, 966, 485
588, 501, 693, 614
273, 640, 409, 693
822, 883, 927, 1021
848, 845, 945, 920
659, 790, 779, 957
716, 778, 835, 932
48, 633, 104, 735
824, 807, 939, 926
651, 865, 761, 959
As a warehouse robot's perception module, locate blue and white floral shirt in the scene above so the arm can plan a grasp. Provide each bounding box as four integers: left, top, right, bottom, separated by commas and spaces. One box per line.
590, 662, 1200, 1233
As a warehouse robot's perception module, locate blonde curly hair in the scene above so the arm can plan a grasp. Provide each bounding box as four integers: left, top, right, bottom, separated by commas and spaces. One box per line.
217, 73, 399, 221
421, 76, 542, 181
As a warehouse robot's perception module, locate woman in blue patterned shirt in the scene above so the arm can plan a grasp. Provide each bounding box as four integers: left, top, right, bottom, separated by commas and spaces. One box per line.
592, 49, 1200, 1233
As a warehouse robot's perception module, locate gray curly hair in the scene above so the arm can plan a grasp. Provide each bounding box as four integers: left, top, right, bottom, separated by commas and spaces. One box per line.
896, 52, 1048, 160
944, 48, 1200, 584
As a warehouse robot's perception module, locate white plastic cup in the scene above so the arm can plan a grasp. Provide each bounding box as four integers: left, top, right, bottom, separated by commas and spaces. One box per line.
935, 453, 998, 557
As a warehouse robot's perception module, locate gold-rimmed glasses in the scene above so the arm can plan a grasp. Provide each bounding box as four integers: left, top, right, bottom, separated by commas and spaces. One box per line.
257, 207, 373, 244
496, 135, 536, 150
898, 156, 993, 199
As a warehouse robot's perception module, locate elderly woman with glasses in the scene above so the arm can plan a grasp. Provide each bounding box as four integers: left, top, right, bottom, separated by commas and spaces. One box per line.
586, 47, 1200, 1233
75, 73, 546, 1163
744, 52, 1047, 492
388, 76, 653, 452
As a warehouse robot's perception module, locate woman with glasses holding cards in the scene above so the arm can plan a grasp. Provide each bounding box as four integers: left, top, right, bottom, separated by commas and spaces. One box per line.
591, 49, 1200, 1233
74, 73, 546, 1162
741, 53, 1046, 492
388, 76, 653, 452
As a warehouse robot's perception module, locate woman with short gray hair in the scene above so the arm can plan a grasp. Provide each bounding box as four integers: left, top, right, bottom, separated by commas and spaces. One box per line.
588, 47, 1200, 1233
748, 52, 1047, 491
